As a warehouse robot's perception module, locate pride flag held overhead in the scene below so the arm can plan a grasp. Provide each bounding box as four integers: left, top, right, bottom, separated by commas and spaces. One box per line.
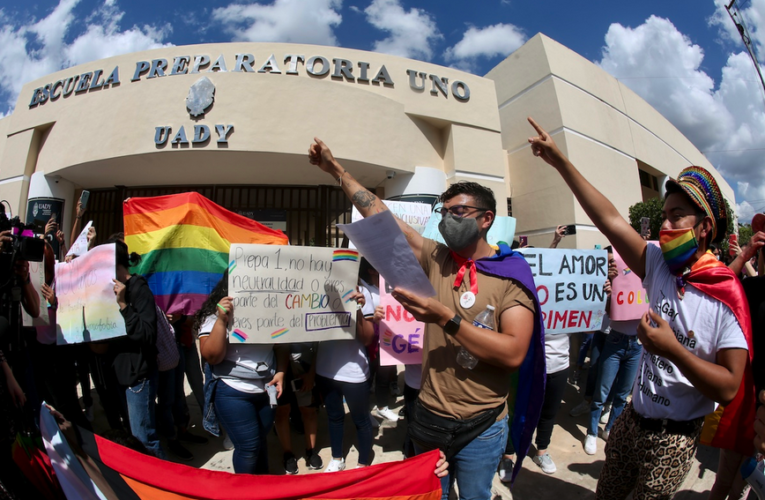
124, 192, 288, 315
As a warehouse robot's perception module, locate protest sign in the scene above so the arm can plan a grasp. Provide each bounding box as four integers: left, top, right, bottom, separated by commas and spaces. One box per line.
65, 221, 92, 258
228, 244, 360, 343
610, 245, 655, 321
518, 248, 608, 334
378, 276, 423, 366
351, 201, 432, 236
422, 203, 517, 246
22, 260, 50, 327
55, 244, 126, 344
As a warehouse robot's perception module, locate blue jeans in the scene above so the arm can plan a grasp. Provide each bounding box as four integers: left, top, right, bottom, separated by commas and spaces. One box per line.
317, 375, 373, 465
588, 331, 642, 436
214, 381, 275, 474
123, 370, 165, 459
584, 331, 608, 399
416, 416, 508, 500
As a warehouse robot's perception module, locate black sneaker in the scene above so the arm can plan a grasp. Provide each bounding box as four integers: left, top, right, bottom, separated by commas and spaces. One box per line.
284, 452, 299, 475
168, 440, 194, 461
178, 431, 208, 445
306, 449, 323, 470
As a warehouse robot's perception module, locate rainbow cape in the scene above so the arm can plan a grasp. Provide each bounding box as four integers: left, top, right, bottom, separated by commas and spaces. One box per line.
691, 253, 756, 456
124, 193, 288, 315
40, 404, 442, 500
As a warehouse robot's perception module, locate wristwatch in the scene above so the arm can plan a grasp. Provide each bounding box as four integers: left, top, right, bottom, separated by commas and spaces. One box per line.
443, 314, 462, 336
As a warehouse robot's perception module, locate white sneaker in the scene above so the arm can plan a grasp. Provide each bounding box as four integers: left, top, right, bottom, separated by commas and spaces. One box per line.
532, 453, 557, 474
569, 400, 591, 417
600, 404, 611, 424
497, 456, 514, 483
324, 458, 346, 472
584, 434, 597, 455
374, 406, 400, 422
601, 428, 610, 442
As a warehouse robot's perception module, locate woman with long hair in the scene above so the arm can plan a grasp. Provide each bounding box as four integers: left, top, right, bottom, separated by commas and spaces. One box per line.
195, 270, 287, 474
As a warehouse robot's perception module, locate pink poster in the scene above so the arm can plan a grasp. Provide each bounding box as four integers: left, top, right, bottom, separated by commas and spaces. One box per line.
610, 245, 654, 321
378, 276, 424, 366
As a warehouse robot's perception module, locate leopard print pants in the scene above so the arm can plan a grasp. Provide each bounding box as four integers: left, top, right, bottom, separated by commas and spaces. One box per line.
595, 403, 702, 500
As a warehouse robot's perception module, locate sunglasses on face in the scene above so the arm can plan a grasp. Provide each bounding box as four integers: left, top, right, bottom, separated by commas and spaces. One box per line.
435, 205, 489, 218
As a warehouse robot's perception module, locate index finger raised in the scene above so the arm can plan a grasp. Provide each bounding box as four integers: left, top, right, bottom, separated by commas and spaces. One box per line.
527, 116, 547, 136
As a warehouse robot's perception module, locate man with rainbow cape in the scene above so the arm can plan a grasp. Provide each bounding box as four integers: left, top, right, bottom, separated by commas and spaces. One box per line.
528, 117, 754, 499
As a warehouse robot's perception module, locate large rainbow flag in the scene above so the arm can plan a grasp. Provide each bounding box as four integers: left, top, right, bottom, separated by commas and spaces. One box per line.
124, 192, 288, 315
40, 404, 442, 500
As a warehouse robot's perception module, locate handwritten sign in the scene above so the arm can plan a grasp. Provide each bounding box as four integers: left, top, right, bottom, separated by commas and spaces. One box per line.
378, 276, 423, 366
65, 221, 92, 258
422, 203, 517, 246
22, 260, 50, 327
518, 249, 608, 334
351, 200, 432, 236
55, 244, 126, 344
610, 245, 655, 321
228, 244, 360, 343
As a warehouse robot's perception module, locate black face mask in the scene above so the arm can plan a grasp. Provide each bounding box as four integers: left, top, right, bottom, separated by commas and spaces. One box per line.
438, 213, 481, 251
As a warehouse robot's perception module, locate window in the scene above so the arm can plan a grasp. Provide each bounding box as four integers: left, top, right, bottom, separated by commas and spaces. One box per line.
639, 170, 659, 191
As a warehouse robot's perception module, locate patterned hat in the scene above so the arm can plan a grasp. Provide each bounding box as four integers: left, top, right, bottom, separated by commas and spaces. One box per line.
665, 166, 727, 242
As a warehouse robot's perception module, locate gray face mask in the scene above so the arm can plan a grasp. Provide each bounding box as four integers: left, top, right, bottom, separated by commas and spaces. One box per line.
438, 213, 481, 251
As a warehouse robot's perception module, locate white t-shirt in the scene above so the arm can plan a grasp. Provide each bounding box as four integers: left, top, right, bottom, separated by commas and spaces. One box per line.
198, 314, 275, 394
544, 333, 570, 375
632, 244, 748, 420
315, 285, 371, 383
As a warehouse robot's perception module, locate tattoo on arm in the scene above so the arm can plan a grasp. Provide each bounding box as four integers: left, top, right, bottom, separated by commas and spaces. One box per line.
351, 190, 377, 209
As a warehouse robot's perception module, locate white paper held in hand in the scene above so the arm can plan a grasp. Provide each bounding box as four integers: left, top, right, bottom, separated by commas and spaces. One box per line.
338, 211, 436, 298
66, 221, 93, 258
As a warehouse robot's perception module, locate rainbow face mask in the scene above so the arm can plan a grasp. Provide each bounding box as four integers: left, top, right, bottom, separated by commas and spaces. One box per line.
660, 227, 699, 275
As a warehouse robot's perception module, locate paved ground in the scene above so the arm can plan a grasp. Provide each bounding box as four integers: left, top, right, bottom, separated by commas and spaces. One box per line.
87, 362, 720, 500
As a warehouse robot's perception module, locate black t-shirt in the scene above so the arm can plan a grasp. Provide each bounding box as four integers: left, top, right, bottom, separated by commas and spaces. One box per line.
743, 276, 765, 398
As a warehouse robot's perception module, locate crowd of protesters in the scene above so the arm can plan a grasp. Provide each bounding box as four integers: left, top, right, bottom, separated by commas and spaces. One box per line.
0, 119, 763, 500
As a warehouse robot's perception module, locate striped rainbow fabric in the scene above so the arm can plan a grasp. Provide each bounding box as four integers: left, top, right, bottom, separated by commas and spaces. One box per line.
124, 192, 288, 314
659, 228, 697, 275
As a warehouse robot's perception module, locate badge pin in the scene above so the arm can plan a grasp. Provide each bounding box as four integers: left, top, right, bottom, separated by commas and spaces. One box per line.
460, 291, 476, 309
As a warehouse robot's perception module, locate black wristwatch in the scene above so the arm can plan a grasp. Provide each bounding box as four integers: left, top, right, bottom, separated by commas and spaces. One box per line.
443, 314, 462, 336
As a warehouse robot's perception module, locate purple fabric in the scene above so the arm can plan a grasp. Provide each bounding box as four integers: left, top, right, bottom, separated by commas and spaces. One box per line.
475, 243, 546, 485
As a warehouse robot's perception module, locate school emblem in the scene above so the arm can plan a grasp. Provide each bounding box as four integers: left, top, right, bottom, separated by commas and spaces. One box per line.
32, 203, 39, 217
186, 77, 215, 117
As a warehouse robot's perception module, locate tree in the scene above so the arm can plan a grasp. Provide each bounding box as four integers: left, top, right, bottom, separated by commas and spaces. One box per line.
628, 197, 663, 240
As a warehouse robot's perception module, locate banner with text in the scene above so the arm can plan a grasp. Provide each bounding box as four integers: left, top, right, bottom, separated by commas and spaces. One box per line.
351, 200, 432, 235
22, 260, 50, 327
378, 276, 424, 366
55, 244, 126, 344
610, 245, 655, 321
229, 244, 360, 343
519, 248, 608, 334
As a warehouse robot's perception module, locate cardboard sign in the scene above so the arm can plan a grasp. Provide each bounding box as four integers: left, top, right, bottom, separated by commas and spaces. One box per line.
518, 249, 608, 334
610, 245, 655, 321
351, 200, 432, 236
228, 244, 360, 343
22, 260, 50, 327
65, 221, 93, 258
55, 244, 126, 344
421, 203, 517, 247
378, 276, 424, 366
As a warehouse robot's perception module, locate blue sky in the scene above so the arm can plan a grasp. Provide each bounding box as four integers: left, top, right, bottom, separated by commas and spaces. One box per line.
0, 0, 763, 221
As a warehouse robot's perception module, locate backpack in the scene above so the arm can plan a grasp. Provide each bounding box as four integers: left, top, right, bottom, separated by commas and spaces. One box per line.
155, 304, 179, 371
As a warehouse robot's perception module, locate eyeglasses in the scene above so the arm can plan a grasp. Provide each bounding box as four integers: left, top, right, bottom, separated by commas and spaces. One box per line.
435, 205, 490, 218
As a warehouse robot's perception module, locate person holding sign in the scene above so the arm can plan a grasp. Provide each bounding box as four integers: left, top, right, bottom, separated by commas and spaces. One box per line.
195, 270, 288, 474
309, 138, 543, 494
528, 117, 752, 499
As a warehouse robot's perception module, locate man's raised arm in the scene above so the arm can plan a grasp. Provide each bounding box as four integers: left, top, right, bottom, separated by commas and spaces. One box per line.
308, 138, 424, 260
527, 118, 648, 279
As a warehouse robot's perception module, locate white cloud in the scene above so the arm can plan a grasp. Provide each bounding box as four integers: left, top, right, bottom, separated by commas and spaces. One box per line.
0, 0, 171, 113
737, 201, 756, 222
597, 15, 765, 224
212, 0, 342, 46
709, 0, 765, 55
363, 0, 441, 61
444, 23, 526, 73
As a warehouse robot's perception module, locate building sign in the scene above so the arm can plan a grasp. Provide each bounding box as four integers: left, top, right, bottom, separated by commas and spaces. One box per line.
26, 197, 64, 257
28, 51, 471, 109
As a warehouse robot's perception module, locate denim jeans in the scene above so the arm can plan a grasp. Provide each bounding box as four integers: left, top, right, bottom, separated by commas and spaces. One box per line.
317, 375, 373, 465
588, 331, 642, 436
213, 381, 275, 474
583, 331, 608, 399
123, 369, 165, 459
416, 415, 508, 500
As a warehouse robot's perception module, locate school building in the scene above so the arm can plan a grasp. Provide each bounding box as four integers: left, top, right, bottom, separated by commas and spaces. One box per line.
0, 34, 734, 248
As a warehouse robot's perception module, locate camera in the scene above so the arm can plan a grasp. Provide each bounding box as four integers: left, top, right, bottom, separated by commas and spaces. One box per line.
0, 211, 45, 264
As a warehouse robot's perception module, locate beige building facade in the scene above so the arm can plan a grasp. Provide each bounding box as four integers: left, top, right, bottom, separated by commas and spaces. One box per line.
0, 34, 734, 248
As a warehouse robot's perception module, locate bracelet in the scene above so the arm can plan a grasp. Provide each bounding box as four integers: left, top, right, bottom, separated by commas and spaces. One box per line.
336, 170, 346, 187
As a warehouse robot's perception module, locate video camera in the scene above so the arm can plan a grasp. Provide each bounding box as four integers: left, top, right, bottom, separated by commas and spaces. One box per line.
0, 211, 44, 264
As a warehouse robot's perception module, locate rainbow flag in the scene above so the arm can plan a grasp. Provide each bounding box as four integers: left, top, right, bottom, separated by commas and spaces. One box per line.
40, 403, 443, 500
124, 193, 288, 314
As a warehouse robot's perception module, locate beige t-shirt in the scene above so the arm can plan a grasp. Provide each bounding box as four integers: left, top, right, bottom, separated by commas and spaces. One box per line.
417, 238, 535, 420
